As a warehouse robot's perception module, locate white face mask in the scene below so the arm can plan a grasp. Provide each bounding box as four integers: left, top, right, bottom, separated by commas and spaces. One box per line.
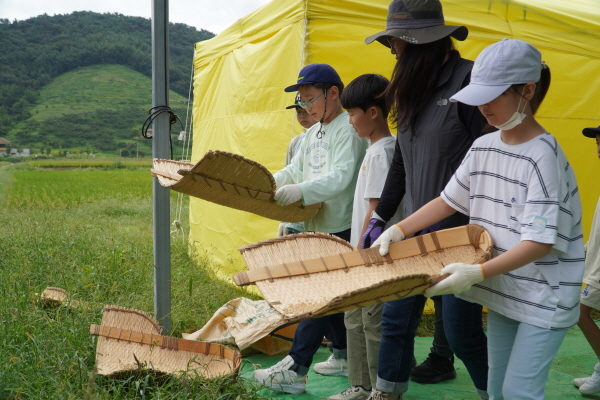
493, 88, 528, 131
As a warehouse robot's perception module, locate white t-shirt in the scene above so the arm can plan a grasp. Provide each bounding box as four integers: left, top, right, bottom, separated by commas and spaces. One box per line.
442, 131, 584, 329
273, 112, 368, 233
350, 136, 403, 247
583, 197, 600, 289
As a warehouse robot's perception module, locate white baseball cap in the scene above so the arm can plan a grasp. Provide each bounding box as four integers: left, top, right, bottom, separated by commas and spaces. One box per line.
450, 39, 542, 106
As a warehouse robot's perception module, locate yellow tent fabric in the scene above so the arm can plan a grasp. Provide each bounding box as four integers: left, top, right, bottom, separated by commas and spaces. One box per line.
191, 0, 600, 279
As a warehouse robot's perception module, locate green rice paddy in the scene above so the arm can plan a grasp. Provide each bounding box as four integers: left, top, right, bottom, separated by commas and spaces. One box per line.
0, 163, 265, 399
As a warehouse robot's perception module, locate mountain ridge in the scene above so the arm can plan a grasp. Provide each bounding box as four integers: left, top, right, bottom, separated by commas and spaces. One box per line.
12, 64, 189, 156
0, 12, 213, 155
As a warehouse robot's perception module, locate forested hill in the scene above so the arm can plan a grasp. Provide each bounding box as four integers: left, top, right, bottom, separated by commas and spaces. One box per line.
0, 12, 214, 137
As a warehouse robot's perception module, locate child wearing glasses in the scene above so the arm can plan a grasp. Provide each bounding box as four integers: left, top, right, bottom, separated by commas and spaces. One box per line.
252, 63, 368, 394
278, 93, 318, 236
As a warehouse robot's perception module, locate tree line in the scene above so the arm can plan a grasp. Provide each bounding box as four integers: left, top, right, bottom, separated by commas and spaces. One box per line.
0, 11, 214, 137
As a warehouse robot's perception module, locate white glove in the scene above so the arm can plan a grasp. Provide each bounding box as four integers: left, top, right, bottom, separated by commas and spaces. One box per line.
371, 224, 405, 256
274, 184, 303, 206
425, 263, 485, 297
278, 222, 288, 237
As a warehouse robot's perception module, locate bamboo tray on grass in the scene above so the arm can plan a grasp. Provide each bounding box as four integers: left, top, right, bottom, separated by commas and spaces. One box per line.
90, 305, 242, 378
233, 224, 492, 322
151, 150, 320, 222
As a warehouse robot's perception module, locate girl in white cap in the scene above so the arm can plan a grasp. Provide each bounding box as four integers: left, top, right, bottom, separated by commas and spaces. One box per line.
375, 38, 584, 399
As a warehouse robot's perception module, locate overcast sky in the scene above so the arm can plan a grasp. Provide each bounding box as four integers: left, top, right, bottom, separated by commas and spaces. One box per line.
0, 0, 271, 34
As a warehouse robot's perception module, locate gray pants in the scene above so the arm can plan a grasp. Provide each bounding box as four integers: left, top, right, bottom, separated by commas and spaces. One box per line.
344, 303, 385, 388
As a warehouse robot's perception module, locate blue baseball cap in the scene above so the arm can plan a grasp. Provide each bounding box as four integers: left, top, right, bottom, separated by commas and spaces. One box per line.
284, 63, 343, 92
450, 39, 542, 106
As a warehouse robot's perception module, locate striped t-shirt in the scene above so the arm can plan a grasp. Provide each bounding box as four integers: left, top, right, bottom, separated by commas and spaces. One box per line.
442, 131, 584, 329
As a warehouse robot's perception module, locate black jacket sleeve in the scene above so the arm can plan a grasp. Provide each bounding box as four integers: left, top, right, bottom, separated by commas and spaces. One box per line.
374, 138, 405, 222
457, 101, 487, 141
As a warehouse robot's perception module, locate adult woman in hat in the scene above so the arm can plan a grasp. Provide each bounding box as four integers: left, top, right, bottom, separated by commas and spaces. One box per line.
361, 0, 488, 399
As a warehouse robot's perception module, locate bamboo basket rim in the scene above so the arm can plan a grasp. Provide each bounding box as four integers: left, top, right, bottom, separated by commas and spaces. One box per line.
91, 305, 242, 378
236, 225, 493, 321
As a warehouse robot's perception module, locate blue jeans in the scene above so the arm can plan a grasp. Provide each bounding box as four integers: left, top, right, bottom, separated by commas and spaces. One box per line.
288, 228, 351, 375
289, 312, 347, 373
377, 294, 488, 398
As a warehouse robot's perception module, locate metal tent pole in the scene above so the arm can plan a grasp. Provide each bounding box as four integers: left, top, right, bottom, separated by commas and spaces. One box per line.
151, 0, 172, 334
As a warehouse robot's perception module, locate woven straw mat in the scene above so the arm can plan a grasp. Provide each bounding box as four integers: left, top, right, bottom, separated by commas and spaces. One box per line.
152, 150, 319, 222
94, 305, 240, 378
238, 225, 492, 321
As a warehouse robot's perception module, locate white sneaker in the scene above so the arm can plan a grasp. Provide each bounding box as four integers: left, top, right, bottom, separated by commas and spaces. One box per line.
314, 354, 349, 376
580, 363, 600, 395
252, 355, 306, 394
367, 389, 402, 400
328, 385, 371, 400
573, 376, 589, 387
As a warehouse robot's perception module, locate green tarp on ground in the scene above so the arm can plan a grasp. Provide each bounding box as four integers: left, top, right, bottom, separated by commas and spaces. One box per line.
241, 322, 600, 399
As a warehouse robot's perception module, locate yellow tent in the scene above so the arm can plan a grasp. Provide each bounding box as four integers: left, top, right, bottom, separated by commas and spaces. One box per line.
191, 0, 600, 278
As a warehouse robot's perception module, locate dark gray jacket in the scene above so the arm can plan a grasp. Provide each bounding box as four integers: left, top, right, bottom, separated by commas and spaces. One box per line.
375, 50, 486, 233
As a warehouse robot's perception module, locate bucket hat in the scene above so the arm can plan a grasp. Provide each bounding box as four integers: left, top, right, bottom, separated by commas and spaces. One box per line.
583, 125, 600, 138
365, 0, 468, 47
284, 63, 342, 93
450, 39, 542, 106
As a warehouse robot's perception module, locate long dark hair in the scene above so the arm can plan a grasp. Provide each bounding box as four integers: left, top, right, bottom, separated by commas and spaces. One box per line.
384, 36, 455, 132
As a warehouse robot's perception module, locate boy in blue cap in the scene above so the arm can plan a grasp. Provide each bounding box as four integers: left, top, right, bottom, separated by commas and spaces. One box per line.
252, 63, 368, 394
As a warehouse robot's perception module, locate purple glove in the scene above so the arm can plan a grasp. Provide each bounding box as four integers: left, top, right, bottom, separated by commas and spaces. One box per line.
361, 218, 386, 249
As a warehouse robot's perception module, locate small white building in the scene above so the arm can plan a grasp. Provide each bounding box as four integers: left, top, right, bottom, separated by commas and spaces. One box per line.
10, 148, 31, 157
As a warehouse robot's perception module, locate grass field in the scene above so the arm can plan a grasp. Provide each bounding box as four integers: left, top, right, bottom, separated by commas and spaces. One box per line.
27, 160, 153, 169
6, 169, 151, 210
0, 161, 441, 399
0, 163, 267, 399
7, 64, 192, 157
29, 65, 163, 122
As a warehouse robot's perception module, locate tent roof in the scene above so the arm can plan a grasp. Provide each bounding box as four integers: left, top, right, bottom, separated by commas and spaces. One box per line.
196, 0, 600, 69
444, 0, 600, 58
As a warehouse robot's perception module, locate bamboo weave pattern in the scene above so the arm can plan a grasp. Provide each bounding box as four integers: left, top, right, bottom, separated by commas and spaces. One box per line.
92, 305, 241, 378
238, 225, 493, 321
152, 150, 320, 222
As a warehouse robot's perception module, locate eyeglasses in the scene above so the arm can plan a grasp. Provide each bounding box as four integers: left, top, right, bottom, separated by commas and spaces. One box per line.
387, 37, 395, 48
297, 91, 325, 109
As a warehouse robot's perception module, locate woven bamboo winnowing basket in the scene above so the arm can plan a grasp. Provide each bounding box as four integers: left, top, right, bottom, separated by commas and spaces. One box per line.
151, 150, 320, 222
233, 224, 493, 322
90, 305, 242, 378
36, 286, 82, 308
